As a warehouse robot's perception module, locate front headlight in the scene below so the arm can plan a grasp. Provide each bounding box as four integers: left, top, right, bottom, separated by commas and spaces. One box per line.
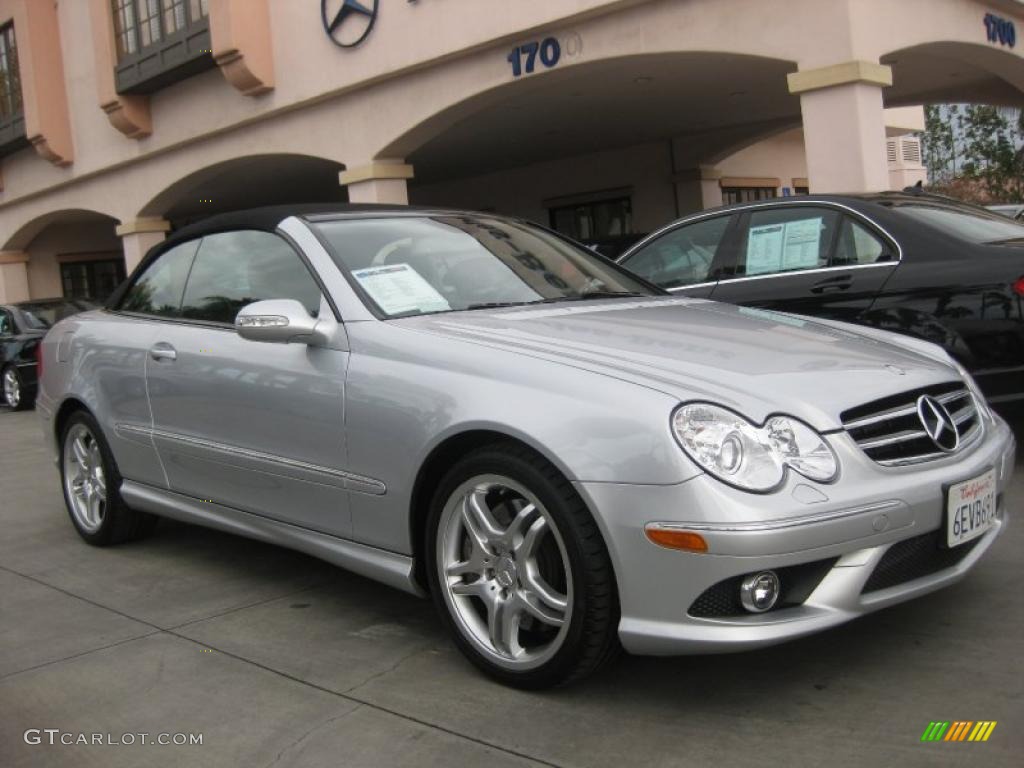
671, 403, 838, 492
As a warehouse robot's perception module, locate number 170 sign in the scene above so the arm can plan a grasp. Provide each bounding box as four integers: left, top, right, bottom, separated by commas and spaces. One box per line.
507, 33, 582, 78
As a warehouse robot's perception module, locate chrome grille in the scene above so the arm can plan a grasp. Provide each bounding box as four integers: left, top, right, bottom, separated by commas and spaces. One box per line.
841, 382, 982, 467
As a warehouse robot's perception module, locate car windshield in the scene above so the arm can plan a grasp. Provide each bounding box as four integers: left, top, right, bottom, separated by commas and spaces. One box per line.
16, 300, 94, 330
312, 214, 660, 318
892, 203, 1024, 244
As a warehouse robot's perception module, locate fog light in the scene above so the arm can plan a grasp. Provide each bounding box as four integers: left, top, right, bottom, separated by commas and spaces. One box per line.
739, 571, 780, 613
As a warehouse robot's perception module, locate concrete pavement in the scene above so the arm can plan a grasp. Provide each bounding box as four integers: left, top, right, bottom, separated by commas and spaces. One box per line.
1, 407, 1022, 767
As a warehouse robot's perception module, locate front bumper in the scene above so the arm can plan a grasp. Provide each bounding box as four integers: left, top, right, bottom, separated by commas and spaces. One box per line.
576, 413, 1016, 656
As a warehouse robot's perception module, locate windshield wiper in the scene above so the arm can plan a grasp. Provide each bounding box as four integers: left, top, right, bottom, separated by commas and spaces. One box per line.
464, 292, 649, 311
464, 301, 540, 310
566, 291, 651, 301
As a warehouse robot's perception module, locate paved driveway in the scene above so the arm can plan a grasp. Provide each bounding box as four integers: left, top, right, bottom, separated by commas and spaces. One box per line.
1, 407, 1021, 767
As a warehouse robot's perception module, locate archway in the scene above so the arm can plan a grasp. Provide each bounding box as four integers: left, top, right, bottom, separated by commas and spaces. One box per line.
139, 154, 349, 228
3, 209, 122, 302
382, 52, 800, 237
385, 52, 800, 183
883, 41, 1024, 107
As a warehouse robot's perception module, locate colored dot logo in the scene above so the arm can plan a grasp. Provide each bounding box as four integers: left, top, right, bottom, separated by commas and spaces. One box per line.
921, 721, 997, 742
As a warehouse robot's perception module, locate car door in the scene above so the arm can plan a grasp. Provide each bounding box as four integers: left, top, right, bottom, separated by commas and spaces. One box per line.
0, 307, 21, 387
144, 229, 352, 538
4, 308, 43, 400
710, 205, 898, 322
618, 213, 738, 298
98, 241, 203, 488
0, 307, 15, 365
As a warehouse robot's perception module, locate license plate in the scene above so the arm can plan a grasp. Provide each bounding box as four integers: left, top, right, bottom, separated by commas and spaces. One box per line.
945, 469, 997, 548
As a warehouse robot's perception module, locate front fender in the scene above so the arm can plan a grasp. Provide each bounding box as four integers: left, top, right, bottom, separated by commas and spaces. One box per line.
343, 321, 702, 553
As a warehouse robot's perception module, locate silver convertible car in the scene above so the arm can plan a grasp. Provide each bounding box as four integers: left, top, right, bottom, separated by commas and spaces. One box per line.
37, 205, 1016, 688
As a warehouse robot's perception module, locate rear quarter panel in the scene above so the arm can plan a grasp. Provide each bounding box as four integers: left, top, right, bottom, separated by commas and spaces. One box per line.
861, 222, 1024, 399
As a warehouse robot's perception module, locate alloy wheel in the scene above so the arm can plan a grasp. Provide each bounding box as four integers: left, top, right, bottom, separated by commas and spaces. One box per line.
2, 368, 19, 408
63, 423, 107, 534
437, 474, 573, 671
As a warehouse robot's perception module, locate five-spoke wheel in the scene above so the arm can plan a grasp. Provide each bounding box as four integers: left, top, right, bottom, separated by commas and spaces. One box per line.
438, 475, 572, 670
427, 442, 619, 688
2, 365, 25, 410
59, 410, 157, 545
63, 422, 108, 534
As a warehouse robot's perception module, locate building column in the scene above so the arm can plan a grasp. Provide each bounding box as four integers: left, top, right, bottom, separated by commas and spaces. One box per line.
788, 61, 892, 193
699, 166, 724, 210
673, 165, 723, 214
116, 218, 171, 273
0, 252, 31, 303
340, 161, 414, 205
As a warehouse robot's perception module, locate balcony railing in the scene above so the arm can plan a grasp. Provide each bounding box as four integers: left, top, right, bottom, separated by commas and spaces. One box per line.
112, 0, 215, 95
0, 21, 27, 157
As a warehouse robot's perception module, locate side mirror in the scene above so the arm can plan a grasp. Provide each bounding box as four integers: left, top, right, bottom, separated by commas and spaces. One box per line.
235, 299, 328, 345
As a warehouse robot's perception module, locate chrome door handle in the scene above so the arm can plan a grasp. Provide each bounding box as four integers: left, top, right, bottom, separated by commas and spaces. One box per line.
810, 275, 853, 294
150, 343, 177, 362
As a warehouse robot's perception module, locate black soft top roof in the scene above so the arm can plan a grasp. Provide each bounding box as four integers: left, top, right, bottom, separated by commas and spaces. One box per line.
105, 203, 501, 309
160, 203, 460, 250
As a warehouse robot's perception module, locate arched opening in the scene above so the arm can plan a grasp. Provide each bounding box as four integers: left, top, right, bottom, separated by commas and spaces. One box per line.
877, 41, 1024, 194
383, 52, 804, 246
3, 210, 123, 303
139, 154, 349, 228
883, 42, 1024, 107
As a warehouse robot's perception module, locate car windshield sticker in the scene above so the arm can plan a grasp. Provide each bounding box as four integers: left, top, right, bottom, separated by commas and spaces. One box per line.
745, 217, 823, 275
352, 263, 451, 315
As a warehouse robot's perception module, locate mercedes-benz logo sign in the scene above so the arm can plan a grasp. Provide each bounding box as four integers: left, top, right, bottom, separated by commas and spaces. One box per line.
916, 395, 960, 452
322, 0, 379, 48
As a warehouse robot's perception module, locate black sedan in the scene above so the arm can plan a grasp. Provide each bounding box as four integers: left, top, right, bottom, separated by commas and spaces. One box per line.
1, 299, 95, 410
618, 193, 1024, 404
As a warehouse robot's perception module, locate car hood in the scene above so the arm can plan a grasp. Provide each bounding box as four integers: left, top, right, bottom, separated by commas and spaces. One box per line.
394, 297, 958, 430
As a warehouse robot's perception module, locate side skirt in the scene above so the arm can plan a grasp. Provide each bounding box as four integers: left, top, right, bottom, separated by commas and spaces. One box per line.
119, 480, 425, 597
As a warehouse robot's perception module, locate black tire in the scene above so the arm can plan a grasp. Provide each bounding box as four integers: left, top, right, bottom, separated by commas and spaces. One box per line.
425, 440, 620, 688
59, 410, 158, 546
2, 364, 30, 411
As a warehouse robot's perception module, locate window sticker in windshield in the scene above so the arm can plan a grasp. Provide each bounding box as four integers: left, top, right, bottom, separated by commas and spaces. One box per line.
746, 217, 823, 275
352, 264, 451, 316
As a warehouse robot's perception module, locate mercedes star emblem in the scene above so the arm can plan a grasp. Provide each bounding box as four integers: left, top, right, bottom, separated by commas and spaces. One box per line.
916, 394, 959, 452
322, 0, 379, 49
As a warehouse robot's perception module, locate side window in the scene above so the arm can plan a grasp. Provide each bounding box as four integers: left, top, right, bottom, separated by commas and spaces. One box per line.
118, 240, 200, 317
624, 216, 731, 289
0, 309, 13, 336
180, 231, 323, 324
833, 217, 888, 266
737, 207, 838, 277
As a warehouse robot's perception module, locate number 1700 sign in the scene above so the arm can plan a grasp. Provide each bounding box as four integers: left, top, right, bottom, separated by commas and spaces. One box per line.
507, 34, 582, 78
